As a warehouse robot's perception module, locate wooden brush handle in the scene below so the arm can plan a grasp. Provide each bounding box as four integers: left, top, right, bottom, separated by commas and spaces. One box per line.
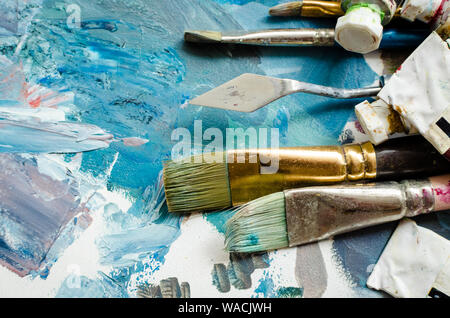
375, 136, 450, 180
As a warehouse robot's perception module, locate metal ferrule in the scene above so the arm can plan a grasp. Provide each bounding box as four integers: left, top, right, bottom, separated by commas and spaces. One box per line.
226, 142, 377, 206
300, 1, 402, 17
221, 29, 335, 46
284, 179, 435, 247
301, 0, 345, 17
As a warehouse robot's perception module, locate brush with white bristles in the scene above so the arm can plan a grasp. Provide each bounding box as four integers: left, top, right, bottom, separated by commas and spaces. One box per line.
225, 175, 450, 253
269, 1, 305, 16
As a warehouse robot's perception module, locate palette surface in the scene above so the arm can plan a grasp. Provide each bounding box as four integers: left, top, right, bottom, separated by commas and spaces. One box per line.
0, 0, 448, 297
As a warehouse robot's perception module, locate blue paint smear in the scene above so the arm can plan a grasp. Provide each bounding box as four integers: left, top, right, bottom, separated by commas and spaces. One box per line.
56, 272, 129, 298
0, 119, 113, 153
253, 272, 303, 298
253, 274, 276, 298
204, 209, 236, 234
93, 171, 182, 291
0, 154, 83, 277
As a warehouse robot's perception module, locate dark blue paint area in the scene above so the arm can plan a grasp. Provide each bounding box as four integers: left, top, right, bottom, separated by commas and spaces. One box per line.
0, 238, 10, 251
332, 221, 401, 288
414, 212, 450, 238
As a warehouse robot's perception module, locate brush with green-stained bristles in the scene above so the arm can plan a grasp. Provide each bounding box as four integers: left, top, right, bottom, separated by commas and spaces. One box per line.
225, 175, 450, 253
225, 192, 289, 253
162, 136, 450, 214
163, 153, 231, 213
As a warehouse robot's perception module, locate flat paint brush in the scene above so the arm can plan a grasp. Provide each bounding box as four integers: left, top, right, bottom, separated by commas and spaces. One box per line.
184, 29, 427, 49
225, 174, 450, 253
269, 1, 402, 18
190, 73, 385, 113
163, 136, 450, 213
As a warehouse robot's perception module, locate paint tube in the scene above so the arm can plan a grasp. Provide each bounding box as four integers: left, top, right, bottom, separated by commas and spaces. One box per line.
400, 0, 449, 30
367, 218, 450, 298
355, 99, 418, 144
355, 32, 450, 159
335, 0, 400, 53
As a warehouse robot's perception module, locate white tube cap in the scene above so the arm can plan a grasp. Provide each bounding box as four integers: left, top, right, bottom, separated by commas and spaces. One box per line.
335, 7, 383, 54
355, 99, 391, 145
400, 0, 443, 23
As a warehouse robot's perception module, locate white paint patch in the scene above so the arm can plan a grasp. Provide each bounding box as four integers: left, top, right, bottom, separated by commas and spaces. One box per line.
367, 219, 450, 298
256, 248, 299, 294
129, 213, 268, 298
0, 106, 66, 122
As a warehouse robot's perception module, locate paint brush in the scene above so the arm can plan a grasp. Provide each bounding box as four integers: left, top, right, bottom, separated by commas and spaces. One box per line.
269, 1, 344, 17
225, 174, 450, 253
163, 136, 450, 213
268, 1, 402, 18
184, 28, 427, 49
190, 73, 385, 113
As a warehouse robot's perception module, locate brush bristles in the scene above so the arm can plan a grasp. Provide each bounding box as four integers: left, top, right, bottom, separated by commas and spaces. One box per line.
269, 2, 303, 16
225, 192, 289, 253
184, 30, 222, 43
163, 154, 232, 213
137, 284, 161, 298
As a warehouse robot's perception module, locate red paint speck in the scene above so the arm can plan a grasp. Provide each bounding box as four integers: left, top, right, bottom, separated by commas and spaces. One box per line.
354, 121, 366, 134
28, 96, 41, 108
433, 181, 450, 204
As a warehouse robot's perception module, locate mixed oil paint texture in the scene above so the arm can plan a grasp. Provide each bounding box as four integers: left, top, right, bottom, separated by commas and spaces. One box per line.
0, 0, 448, 297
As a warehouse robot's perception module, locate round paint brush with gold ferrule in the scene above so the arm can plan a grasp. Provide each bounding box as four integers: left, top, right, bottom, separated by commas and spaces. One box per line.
269, 1, 344, 17
163, 135, 450, 214
268, 1, 401, 18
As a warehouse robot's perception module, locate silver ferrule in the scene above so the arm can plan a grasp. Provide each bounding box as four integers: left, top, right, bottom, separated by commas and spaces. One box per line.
403, 180, 435, 217
221, 29, 336, 46
284, 179, 435, 247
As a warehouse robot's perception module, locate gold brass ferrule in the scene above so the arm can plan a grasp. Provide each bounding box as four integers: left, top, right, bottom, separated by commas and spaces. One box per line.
301, 1, 345, 17
300, 1, 401, 18
226, 142, 377, 206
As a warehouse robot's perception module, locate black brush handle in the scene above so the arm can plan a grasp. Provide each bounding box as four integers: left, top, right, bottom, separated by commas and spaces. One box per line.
375, 136, 450, 180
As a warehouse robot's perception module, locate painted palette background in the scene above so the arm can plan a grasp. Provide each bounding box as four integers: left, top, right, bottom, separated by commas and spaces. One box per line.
0, 0, 449, 297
